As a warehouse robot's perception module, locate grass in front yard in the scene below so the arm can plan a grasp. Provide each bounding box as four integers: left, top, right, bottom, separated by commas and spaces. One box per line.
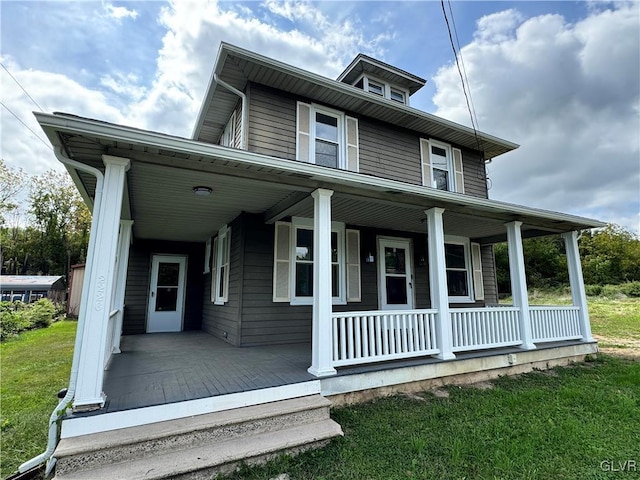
228, 355, 640, 480
0, 320, 76, 478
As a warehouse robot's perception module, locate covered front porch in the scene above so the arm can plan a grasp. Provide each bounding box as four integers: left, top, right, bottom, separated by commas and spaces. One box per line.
34, 112, 603, 419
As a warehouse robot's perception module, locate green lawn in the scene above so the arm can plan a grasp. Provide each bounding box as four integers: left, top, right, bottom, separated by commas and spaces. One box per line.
0, 320, 76, 478
227, 355, 640, 480
0, 297, 638, 479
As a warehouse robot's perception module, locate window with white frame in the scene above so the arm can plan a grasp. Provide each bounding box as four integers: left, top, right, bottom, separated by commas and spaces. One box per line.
272, 218, 361, 305
444, 236, 484, 303
292, 218, 344, 304
420, 138, 465, 193
211, 225, 231, 304
297, 102, 359, 172
219, 111, 236, 148
354, 75, 410, 105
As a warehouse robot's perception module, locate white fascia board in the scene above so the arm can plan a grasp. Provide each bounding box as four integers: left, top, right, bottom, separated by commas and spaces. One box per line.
213, 43, 519, 155
191, 45, 230, 141
34, 112, 604, 229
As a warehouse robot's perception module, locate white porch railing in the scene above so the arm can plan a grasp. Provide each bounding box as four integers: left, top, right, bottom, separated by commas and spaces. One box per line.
104, 309, 120, 369
450, 307, 522, 352
331, 310, 439, 367
531, 306, 582, 343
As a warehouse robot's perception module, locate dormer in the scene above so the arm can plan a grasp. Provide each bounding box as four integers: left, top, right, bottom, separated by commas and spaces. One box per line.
337, 54, 426, 106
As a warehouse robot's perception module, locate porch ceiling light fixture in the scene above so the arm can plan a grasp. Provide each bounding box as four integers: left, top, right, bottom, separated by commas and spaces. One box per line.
193, 186, 213, 196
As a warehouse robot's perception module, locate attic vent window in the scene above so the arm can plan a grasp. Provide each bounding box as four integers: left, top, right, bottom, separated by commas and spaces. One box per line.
357, 75, 409, 105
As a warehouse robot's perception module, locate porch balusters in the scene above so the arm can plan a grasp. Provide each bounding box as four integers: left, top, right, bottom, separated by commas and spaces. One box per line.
505, 221, 536, 350
308, 188, 337, 377
562, 231, 594, 342
425, 207, 455, 360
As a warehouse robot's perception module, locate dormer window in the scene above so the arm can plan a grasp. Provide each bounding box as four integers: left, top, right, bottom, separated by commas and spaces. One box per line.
367, 81, 384, 96
355, 75, 410, 105
390, 89, 405, 104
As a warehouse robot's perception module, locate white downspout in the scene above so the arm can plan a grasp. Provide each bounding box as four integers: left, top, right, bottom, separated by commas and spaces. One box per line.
19, 148, 104, 476
213, 73, 247, 150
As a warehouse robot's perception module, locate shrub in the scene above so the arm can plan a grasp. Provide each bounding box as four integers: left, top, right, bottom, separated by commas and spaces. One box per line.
27, 299, 56, 328
620, 281, 640, 298
0, 304, 30, 340
585, 285, 603, 297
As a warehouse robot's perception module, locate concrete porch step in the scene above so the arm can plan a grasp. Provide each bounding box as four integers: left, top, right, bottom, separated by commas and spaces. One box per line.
53, 394, 342, 479
55, 419, 342, 480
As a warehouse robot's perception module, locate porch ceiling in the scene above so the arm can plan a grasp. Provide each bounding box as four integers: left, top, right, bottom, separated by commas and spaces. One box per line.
35, 112, 603, 245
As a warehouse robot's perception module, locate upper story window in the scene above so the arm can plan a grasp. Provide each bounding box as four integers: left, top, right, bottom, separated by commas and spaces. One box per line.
297, 102, 359, 172
353, 75, 410, 105
219, 111, 236, 147
420, 138, 465, 193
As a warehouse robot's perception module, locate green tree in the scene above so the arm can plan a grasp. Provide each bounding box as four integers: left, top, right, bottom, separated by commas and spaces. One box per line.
27, 170, 91, 276
580, 224, 640, 285
0, 159, 26, 225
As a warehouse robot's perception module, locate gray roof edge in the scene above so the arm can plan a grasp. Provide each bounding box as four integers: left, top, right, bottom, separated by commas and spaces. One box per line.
35, 112, 601, 230
336, 53, 427, 89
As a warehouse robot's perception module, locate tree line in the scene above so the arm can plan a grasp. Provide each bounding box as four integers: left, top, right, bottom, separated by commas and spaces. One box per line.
1, 159, 91, 281
1, 159, 638, 290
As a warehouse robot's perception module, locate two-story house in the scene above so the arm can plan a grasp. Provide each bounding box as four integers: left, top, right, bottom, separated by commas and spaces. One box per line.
29, 43, 602, 479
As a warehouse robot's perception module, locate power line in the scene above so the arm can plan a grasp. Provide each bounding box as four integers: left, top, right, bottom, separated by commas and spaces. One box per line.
446, 0, 480, 132
0, 101, 52, 150
1, 62, 45, 112
440, 0, 484, 160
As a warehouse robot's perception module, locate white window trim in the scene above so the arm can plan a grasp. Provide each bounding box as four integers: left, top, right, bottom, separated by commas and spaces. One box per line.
428, 139, 455, 192
355, 73, 410, 105
290, 217, 346, 306
203, 237, 212, 274
444, 235, 475, 303
310, 104, 346, 170
220, 111, 236, 147
213, 224, 231, 305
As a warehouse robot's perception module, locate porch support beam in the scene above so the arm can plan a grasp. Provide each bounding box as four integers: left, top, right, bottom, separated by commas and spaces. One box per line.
110, 219, 134, 354
562, 231, 594, 342
74, 155, 130, 411
308, 188, 337, 377
505, 221, 536, 350
425, 207, 455, 360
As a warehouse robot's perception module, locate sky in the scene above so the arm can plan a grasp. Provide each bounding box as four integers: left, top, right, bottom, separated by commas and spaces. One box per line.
1, 0, 639, 233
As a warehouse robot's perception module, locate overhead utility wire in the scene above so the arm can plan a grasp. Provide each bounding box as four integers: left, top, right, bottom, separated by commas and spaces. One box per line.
446, 0, 480, 133
1, 62, 44, 112
0, 101, 52, 150
440, 0, 484, 160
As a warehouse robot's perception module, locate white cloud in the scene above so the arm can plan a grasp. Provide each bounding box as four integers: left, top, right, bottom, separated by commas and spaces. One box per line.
103, 3, 139, 20
433, 3, 640, 232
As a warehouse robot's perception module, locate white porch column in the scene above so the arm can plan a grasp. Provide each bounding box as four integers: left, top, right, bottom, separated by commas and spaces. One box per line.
425, 207, 455, 360
562, 231, 594, 342
74, 155, 130, 411
308, 188, 337, 377
505, 221, 535, 350
110, 219, 134, 354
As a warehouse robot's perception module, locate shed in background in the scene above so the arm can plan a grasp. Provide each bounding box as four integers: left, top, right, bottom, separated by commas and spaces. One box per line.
0, 275, 66, 303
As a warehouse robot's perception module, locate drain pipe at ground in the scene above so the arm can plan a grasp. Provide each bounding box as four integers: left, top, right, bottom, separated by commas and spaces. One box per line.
213, 73, 247, 150
18, 149, 104, 477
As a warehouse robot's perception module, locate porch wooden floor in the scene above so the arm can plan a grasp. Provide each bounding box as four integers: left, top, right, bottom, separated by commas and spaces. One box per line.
102, 331, 314, 413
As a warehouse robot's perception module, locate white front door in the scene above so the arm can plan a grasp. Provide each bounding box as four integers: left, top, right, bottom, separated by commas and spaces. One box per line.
147, 255, 187, 333
378, 237, 414, 310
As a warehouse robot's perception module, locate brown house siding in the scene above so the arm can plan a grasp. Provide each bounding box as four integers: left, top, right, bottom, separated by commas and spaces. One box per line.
122, 240, 204, 335
245, 82, 488, 198
201, 215, 244, 346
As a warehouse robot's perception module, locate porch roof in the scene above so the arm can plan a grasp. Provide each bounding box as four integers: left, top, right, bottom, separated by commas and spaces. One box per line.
35, 112, 604, 244
192, 43, 517, 159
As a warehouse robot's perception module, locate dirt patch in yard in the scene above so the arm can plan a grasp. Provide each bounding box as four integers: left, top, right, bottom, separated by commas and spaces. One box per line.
594, 335, 640, 359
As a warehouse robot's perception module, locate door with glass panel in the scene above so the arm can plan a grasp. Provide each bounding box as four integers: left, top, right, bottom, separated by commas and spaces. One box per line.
147, 255, 187, 333
378, 238, 414, 310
